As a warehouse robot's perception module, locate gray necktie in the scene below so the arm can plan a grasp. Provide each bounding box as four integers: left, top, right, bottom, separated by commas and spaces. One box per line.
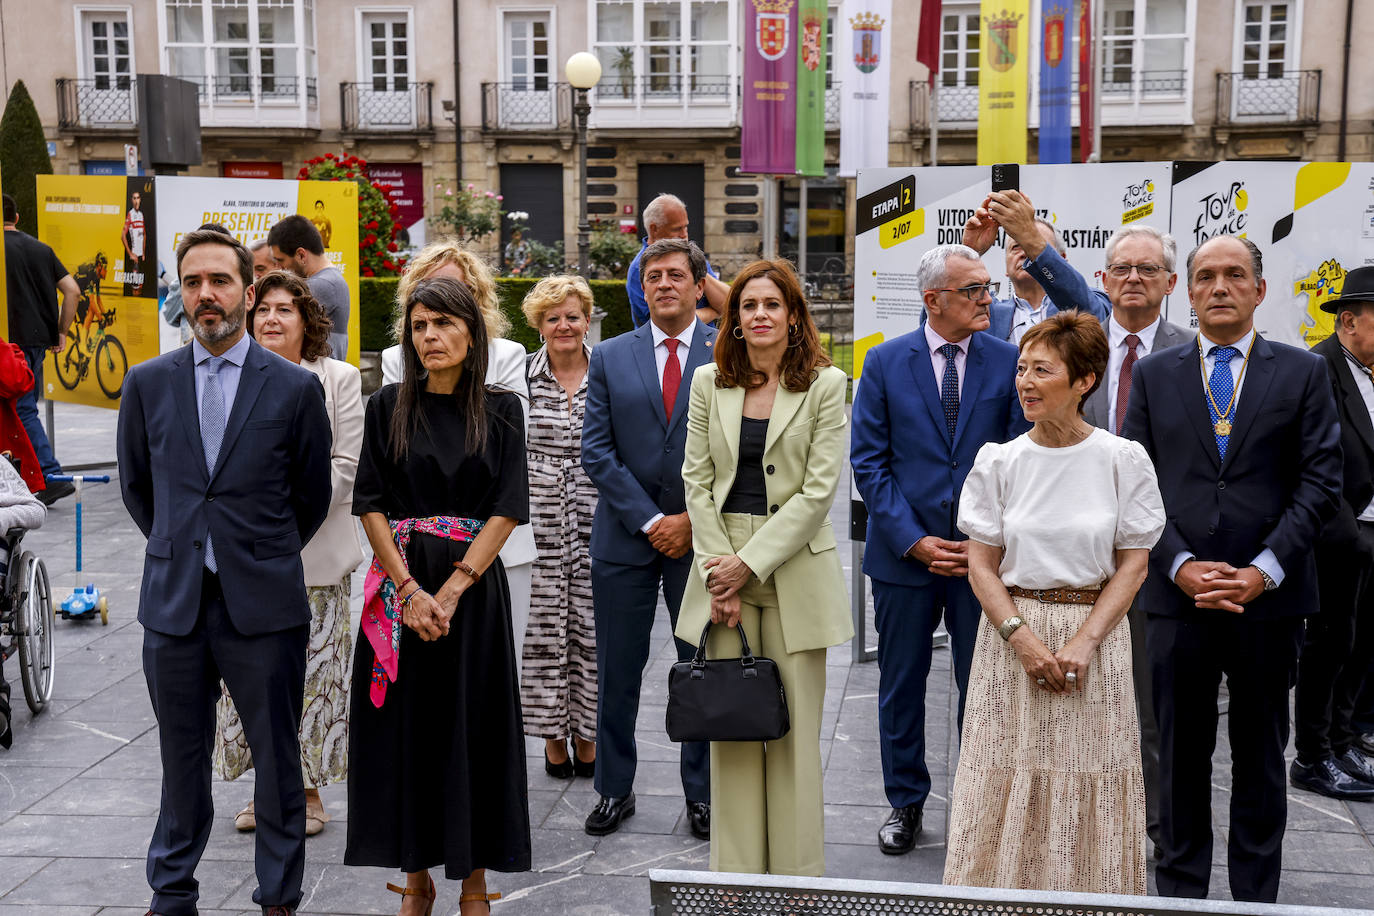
201, 357, 225, 572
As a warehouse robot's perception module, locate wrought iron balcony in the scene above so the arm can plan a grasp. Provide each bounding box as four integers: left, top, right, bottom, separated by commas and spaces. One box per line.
341, 82, 434, 132
592, 74, 732, 105
824, 84, 840, 128
481, 81, 571, 131
1216, 69, 1321, 126
181, 75, 318, 105
907, 81, 979, 128
1100, 69, 1187, 98
56, 77, 137, 129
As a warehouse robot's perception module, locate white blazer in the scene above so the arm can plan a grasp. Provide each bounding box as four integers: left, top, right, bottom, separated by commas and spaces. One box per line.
381, 338, 536, 566
300, 356, 367, 586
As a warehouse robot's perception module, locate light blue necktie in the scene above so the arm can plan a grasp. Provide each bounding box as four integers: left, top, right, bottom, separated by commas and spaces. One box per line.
201, 357, 225, 572
1207, 346, 1239, 461
939, 343, 960, 439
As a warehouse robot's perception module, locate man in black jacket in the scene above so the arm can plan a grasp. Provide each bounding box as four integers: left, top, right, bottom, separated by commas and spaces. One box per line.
1292, 267, 1374, 799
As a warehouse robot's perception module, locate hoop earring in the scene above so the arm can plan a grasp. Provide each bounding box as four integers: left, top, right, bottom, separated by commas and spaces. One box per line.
787, 324, 802, 347
732, 325, 744, 339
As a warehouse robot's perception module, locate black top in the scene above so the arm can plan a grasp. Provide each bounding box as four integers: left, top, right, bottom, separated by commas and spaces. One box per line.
722, 416, 770, 516
3, 230, 69, 348
353, 384, 530, 525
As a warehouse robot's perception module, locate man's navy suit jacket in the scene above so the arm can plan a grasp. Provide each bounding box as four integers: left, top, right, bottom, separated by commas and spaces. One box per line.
581, 319, 717, 567
850, 328, 1028, 587
117, 338, 333, 636
1122, 334, 1342, 619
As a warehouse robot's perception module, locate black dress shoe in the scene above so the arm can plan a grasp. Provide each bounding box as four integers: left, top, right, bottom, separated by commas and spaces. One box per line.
1356, 732, 1374, 756
544, 745, 574, 779
573, 753, 595, 779
37, 480, 73, 506
878, 805, 922, 855
685, 801, 710, 840
1335, 746, 1374, 785
1290, 757, 1374, 800
585, 792, 636, 835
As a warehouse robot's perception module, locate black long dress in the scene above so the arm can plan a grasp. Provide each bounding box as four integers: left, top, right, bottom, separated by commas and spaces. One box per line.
345, 385, 531, 878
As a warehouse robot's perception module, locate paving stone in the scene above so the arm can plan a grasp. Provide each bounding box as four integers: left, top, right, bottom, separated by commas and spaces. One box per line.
0, 855, 248, 910
0, 767, 82, 825
0, 857, 50, 897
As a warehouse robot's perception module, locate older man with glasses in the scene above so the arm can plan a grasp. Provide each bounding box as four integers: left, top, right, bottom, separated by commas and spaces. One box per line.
851, 244, 1029, 855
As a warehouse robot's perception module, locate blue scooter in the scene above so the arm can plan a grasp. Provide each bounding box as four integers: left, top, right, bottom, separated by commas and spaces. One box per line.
48, 474, 111, 625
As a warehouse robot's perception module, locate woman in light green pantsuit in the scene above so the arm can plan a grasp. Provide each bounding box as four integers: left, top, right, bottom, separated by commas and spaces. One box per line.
675, 258, 853, 877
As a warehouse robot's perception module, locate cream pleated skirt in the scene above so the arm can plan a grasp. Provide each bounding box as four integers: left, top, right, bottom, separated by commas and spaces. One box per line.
943, 593, 1146, 895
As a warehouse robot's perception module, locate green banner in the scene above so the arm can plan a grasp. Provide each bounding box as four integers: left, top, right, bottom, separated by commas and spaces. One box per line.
795, 0, 828, 176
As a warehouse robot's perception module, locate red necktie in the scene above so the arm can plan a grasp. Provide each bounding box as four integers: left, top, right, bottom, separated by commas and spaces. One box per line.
1115, 333, 1141, 435
662, 338, 681, 421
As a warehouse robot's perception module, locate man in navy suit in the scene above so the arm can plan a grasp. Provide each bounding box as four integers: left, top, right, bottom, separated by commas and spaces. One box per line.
1123, 234, 1341, 902
582, 237, 716, 839
117, 228, 332, 916
850, 244, 1027, 854
962, 190, 1110, 342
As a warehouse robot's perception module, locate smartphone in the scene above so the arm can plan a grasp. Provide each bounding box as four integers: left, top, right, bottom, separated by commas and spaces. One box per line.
991, 163, 1020, 192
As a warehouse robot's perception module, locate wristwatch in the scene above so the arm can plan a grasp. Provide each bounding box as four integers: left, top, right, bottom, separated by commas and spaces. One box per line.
1255, 567, 1278, 591
998, 615, 1026, 641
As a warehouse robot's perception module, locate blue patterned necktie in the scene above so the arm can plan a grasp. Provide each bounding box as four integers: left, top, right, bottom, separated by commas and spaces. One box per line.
1207, 345, 1239, 461
939, 343, 960, 438
200, 356, 225, 572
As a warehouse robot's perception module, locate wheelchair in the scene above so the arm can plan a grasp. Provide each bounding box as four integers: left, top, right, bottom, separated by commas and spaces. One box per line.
0, 526, 56, 714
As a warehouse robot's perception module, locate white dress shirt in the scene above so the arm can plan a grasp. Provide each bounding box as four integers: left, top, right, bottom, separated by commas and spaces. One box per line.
1170, 326, 1282, 586
1010, 298, 1049, 345
1344, 349, 1374, 521
924, 322, 968, 398
1105, 314, 1162, 435
641, 319, 697, 534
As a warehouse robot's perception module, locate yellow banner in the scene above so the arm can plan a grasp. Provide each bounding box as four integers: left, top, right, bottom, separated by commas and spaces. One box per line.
36, 174, 159, 409
976, 0, 1030, 165
300, 180, 361, 366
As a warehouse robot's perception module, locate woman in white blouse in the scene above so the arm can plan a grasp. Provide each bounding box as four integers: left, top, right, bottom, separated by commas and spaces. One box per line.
944, 310, 1165, 895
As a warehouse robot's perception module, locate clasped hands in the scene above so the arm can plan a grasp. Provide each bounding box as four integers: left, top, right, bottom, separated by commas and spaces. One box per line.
908, 536, 969, 577
704, 553, 753, 629
1009, 626, 1094, 694
1174, 559, 1265, 613
399, 576, 471, 641
647, 512, 692, 559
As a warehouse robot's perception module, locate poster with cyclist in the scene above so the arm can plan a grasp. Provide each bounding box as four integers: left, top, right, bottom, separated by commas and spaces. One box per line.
35, 174, 150, 408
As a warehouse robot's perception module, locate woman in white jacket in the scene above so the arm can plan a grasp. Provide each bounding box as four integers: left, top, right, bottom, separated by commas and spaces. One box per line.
215, 270, 366, 836
380, 245, 535, 655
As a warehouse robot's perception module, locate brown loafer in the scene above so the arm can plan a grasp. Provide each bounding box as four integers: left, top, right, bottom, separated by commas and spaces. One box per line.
234, 801, 256, 832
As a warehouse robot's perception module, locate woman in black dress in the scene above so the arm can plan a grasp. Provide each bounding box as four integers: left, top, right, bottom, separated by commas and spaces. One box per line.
346, 277, 530, 916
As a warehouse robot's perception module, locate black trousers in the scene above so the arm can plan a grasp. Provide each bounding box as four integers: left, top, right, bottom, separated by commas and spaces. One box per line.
1295, 522, 1374, 761
1149, 612, 1303, 904
142, 570, 309, 916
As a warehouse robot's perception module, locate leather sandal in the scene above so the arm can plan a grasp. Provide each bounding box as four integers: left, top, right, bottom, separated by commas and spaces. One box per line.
234, 801, 256, 832
386, 875, 436, 916
459, 890, 502, 913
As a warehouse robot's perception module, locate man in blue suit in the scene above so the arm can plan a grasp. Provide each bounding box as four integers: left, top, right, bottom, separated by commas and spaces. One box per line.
117, 228, 332, 916
850, 244, 1027, 854
582, 237, 716, 839
962, 190, 1110, 342
1123, 234, 1341, 902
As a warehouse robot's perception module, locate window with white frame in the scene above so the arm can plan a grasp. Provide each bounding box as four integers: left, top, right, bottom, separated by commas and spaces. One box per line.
162, 0, 315, 101
1239, 0, 1294, 78
938, 2, 980, 121
81, 10, 133, 89
1100, 0, 1186, 96
504, 12, 550, 91
591, 0, 731, 102
363, 11, 410, 91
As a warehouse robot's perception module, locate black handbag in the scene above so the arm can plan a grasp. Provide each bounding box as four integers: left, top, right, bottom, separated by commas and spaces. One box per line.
666, 621, 790, 742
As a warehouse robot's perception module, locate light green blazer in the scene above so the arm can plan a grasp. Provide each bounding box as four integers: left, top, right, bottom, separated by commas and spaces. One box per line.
674, 363, 854, 654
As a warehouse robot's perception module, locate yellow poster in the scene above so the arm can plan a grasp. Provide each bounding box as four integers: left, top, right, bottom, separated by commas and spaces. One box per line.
976, 1, 1030, 165
36, 174, 158, 408
301, 179, 360, 366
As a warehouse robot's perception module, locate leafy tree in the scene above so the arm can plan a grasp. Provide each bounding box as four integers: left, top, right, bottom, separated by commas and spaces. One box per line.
0, 80, 54, 235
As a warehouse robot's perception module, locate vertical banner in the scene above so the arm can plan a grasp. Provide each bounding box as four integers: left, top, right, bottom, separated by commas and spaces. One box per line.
1038, 2, 1072, 163
916, 0, 942, 86
741, 0, 799, 175
837, 0, 893, 177
36, 174, 159, 408
795, 0, 828, 176
1077, 0, 1093, 162
977, 0, 1030, 165
369, 163, 427, 250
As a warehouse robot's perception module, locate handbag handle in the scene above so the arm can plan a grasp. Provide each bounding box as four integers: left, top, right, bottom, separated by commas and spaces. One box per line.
693, 621, 758, 677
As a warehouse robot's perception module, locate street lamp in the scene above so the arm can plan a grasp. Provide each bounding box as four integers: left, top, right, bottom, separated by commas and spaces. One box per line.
565, 51, 602, 277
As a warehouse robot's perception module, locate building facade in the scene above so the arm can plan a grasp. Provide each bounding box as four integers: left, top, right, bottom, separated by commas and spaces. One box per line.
1, 0, 1368, 288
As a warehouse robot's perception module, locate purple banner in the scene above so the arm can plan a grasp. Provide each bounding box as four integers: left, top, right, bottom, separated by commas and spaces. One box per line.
740, 0, 798, 175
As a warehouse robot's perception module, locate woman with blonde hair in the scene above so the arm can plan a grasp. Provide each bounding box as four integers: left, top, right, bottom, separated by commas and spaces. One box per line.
518, 275, 600, 778
380, 243, 536, 658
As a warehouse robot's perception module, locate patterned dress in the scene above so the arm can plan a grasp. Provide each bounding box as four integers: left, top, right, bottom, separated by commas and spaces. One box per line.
520, 344, 598, 741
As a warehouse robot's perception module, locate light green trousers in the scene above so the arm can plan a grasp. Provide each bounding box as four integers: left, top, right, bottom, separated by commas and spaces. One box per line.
704, 513, 828, 876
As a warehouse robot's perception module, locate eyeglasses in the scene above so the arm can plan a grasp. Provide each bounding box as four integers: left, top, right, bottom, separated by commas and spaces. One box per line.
934, 281, 1000, 301
1106, 263, 1166, 279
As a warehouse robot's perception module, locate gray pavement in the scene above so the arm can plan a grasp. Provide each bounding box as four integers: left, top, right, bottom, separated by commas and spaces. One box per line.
0, 400, 1372, 914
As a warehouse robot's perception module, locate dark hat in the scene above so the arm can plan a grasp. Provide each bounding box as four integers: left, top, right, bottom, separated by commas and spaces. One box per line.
1321, 265, 1374, 313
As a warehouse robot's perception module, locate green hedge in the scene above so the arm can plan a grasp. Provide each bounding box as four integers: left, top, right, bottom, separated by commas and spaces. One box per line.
359, 277, 635, 352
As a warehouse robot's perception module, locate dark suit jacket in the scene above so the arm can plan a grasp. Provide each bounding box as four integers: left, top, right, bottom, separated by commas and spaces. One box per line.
581, 319, 718, 567
1122, 333, 1342, 619
117, 339, 333, 636
850, 328, 1028, 587
987, 245, 1112, 340
1311, 334, 1374, 553
1082, 316, 1191, 430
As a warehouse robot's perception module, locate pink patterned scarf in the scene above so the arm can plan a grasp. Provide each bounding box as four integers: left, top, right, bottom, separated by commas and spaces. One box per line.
361, 515, 485, 707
